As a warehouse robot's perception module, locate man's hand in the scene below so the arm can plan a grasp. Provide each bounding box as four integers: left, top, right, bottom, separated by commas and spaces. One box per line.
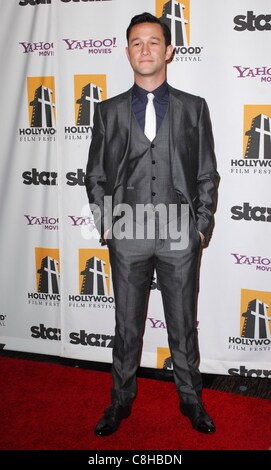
103, 228, 110, 241
100, 228, 110, 246
199, 231, 205, 244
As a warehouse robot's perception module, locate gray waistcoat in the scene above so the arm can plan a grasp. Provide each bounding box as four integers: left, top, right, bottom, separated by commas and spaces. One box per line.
124, 106, 180, 220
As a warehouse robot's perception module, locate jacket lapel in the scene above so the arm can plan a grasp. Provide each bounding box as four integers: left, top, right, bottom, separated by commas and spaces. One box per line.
113, 89, 133, 208
168, 87, 183, 159
168, 87, 196, 219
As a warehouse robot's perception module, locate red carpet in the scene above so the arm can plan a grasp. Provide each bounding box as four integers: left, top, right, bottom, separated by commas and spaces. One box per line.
1, 356, 270, 450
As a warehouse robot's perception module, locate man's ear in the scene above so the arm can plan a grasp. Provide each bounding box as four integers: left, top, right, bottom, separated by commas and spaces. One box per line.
165, 44, 174, 61
125, 46, 131, 63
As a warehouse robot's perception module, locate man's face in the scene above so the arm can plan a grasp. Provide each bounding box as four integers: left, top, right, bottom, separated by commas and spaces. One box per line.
126, 22, 173, 78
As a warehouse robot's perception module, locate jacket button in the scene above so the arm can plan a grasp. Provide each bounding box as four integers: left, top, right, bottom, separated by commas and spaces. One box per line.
152, 192, 156, 196
151, 143, 155, 148
152, 160, 155, 164
152, 176, 156, 180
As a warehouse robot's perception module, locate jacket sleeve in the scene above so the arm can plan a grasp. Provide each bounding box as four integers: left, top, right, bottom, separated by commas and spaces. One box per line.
85, 104, 107, 237
195, 98, 220, 243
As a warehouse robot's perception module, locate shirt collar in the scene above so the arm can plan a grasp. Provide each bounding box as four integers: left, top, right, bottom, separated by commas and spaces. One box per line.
133, 81, 168, 102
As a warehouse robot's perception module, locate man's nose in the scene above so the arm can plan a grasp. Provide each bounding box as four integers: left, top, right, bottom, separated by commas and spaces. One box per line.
141, 43, 150, 55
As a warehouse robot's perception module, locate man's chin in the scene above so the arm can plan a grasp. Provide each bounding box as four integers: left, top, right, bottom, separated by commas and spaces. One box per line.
136, 67, 157, 77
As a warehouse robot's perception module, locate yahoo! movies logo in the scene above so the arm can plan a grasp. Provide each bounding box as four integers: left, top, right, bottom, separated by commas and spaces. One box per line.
68, 214, 95, 226
233, 65, 271, 84
231, 105, 271, 174
28, 248, 60, 306
19, 41, 54, 57
65, 75, 106, 141
68, 249, 114, 309
24, 215, 59, 231
68, 207, 98, 241
231, 253, 271, 273
229, 289, 271, 353
19, 76, 56, 142
156, 0, 203, 62
62, 37, 117, 55
148, 318, 167, 329
68, 214, 96, 235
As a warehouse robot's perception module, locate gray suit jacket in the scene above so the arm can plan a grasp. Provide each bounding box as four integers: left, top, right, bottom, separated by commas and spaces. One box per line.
85, 85, 220, 243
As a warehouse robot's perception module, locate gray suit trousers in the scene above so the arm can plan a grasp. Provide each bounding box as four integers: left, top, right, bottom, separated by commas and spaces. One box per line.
107, 217, 202, 406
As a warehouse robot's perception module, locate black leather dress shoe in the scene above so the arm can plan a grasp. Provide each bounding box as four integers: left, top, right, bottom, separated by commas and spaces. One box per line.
94, 402, 132, 436
180, 402, 216, 434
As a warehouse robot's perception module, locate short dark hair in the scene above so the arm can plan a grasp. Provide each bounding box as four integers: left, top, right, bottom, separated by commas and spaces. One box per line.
126, 12, 171, 47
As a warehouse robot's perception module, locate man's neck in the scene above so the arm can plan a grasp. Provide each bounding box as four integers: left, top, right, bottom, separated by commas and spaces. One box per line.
134, 75, 166, 92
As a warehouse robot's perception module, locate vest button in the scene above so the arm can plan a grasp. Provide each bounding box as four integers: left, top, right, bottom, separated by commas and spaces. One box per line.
152, 160, 156, 164
152, 192, 156, 196
151, 143, 155, 148
152, 176, 156, 180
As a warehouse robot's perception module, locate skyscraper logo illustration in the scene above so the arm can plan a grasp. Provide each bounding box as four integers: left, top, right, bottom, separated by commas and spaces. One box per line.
230, 105, 271, 173
240, 289, 271, 339
157, 347, 172, 369
35, 248, 60, 294
27, 77, 56, 127
244, 106, 271, 159
74, 75, 107, 128
79, 249, 110, 296
156, 0, 190, 47
81, 257, 108, 296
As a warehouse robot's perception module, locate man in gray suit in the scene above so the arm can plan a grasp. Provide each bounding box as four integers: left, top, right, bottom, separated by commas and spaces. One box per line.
85, 12, 219, 436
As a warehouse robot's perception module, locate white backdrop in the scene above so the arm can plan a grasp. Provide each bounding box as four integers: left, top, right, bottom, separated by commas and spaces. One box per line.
0, 0, 270, 379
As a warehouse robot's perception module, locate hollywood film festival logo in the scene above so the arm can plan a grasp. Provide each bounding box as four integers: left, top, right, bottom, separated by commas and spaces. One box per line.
19, 76, 56, 142
156, 0, 203, 62
68, 249, 114, 309
157, 347, 173, 370
229, 289, 271, 354
28, 248, 60, 306
64, 74, 106, 142
230, 105, 271, 174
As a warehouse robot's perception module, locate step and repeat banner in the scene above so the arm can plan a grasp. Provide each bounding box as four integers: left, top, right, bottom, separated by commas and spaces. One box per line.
0, 0, 270, 379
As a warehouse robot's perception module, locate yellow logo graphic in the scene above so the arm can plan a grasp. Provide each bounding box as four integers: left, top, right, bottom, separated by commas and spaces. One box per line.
157, 347, 172, 369
79, 249, 110, 296
74, 74, 107, 127
35, 247, 60, 294
240, 289, 271, 339
243, 105, 271, 159
156, 0, 190, 47
27, 76, 56, 127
